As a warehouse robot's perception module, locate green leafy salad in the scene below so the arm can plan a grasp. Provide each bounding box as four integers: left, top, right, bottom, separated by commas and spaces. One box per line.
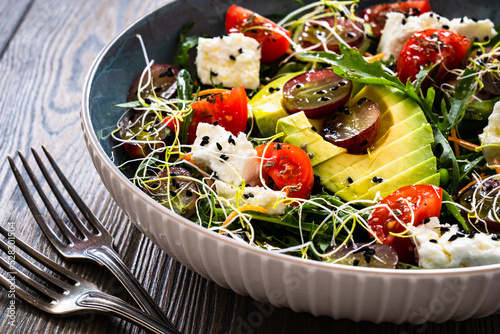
112, 0, 500, 269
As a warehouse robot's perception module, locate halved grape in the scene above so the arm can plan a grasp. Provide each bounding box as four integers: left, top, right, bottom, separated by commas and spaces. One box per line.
119, 113, 170, 158
127, 64, 180, 102
458, 178, 500, 230
144, 167, 199, 218
322, 98, 380, 153
324, 243, 399, 268
282, 68, 352, 119
298, 17, 367, 53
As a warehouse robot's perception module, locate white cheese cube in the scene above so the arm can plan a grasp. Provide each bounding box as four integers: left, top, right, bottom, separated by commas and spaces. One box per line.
191, 123, 261, 186
378, 12, 497, 61
214, 180, 288, 215
449, 17, 496, 43
411, 217, 500, 268
196, 33, 261, 90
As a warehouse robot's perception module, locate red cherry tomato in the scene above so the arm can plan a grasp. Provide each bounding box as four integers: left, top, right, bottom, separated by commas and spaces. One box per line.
256, 143, 314, 199
163, 116, 182, 133
397, 29, 471, 84
362, 0, 431, 37
225, 5, 291, 62
187, 86, 248, 144
367, 184, 443, 263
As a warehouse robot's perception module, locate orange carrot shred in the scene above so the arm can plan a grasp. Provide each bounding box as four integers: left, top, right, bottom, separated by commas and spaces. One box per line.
219, 205, 269, 233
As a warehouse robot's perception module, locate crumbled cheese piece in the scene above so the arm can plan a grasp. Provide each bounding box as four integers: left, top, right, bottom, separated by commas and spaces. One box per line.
411, 217, 500, 268
196, 33, 261, 90
191, 123, 260, 186
377, 12, 496, 61
479, 101, 500, 166
214, 180, 288, 215
448, 17, 496, 43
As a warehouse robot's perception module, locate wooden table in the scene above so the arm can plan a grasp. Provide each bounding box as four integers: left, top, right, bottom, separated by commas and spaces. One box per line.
1, 0, 500, 333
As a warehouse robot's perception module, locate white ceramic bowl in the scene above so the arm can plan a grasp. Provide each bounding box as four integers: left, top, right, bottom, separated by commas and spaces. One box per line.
81, 0, 500, 324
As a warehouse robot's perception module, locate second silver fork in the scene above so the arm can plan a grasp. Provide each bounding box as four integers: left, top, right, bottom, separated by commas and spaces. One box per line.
8, 147, 177, 331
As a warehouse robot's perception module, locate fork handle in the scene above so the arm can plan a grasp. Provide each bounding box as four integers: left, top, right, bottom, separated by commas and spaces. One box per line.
86, 245, 174, 328
77, 291, 181, 334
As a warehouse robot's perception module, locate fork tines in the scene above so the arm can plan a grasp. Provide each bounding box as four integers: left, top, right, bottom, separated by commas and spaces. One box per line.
0, 224, 82, 312
7, 147, 112, 253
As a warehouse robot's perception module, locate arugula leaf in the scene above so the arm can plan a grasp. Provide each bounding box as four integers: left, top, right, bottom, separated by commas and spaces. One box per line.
177, 69, 195, 144
446, 68, 476, 130
174, 22, 199, 70
442, 189, 469, 231
299, 43, 405, 90
466, 96, 500, 120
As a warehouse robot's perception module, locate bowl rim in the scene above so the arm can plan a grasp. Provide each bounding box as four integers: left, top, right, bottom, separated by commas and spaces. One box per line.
80, 0, 500, 278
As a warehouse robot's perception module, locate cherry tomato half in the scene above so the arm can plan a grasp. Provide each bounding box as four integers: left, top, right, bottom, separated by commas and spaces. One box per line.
225, 5, 291, 62
362, 0, 431, 37
367, 184, 443, 263
256, 143, 314, 199
397, 29, 471, 84
187, 86, 248, 144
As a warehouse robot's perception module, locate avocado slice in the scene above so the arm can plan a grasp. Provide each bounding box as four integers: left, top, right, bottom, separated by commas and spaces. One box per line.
250, 72, 303, 137
325, 112, 429, 189
332, 144, 434, 197
354, 157, 438, 202
416, 173, 441, 187
314, 119, 433, 179
284, 130, 346, 165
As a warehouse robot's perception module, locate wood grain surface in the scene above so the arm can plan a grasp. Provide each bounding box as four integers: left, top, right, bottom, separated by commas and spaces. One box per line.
1, 0, 500, 333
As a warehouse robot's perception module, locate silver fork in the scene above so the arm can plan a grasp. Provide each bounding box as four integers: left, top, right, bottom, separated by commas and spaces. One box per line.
0, 224, 178, 334
7, 147, 178, 331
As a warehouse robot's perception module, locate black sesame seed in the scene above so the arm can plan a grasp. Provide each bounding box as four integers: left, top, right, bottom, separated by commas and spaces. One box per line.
216, 142, 222, 150
172, 179, 180, 188
276, 143, 283, 150
243, 194, 250, 199
448, 235, 459, 242
440, 227, 450, 233
220, 154, 229, 161
319, 96, 331, 102
295, 83, 304, 89
456, 231, 466, 238
169, 190, 176, 197
159, 67, 174, 77
228, 136, 236, 145
170, 172, 178, 177
468, 231, 476, 239
429, 239, 438, 243
442, 25, 450, 30
402, 18, 407, 25
311, 126, 317, 132
372, 176, 378, 183
360, 140, 368, 147
144, 98, 152, 105
185, 189, 193, 197
315, 89, 327, 95
358, 97, 368, 105
353, 259, 360, 266
346, 32, 356, 38
423, 217, 431, 224
251, 139, 258, 145
269, 87, 275, 93
347, 176, 353, 184
343, 109, 351, 115
239, 48, 244, 53
485, 36, 490, 42
492, 234, 499, 241
339, 81, 348, 86
213, 121, 219, 126
154, 87, 162, 93
210, 71, 218, 77
229, 55, 236, 61
331, 86, 339, 91
248, 193, 254, 198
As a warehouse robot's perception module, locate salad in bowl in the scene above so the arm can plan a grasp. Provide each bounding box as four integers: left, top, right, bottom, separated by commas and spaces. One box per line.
82, 0, 500, 323
111, 0, 500, 270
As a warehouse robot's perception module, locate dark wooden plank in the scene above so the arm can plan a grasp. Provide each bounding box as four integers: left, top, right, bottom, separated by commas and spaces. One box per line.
0, 0, 33, 59
0, 0, 500, 333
